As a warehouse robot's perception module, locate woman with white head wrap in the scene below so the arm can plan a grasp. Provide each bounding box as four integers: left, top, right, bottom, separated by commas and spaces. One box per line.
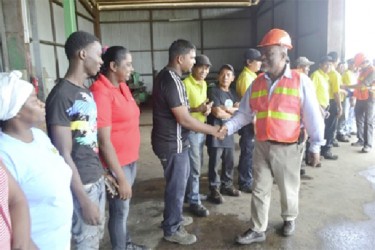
0, 71, 73, 250
0, 71, 34, 121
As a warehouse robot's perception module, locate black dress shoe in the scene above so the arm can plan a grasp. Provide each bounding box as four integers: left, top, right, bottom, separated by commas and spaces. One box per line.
239, 186, 252, 193
235, 228, 266, 245
283, 220, 295, 236
322, 151, 338, 160
189, 204, 209, 217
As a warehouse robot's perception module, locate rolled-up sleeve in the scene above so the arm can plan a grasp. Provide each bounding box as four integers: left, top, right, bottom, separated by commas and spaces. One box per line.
225, 86, 254, 135
300, 74, 326, 153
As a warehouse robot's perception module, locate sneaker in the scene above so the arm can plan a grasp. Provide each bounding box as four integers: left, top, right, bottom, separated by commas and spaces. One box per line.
362, 146, 372, 153
208, 187, 224, 204
337, 134, 349, 142
352, 141, 364, 147
164, 226, 197, 245
332, 140, 339, 147
182, 216, 193, 226
220, 186, 241, 197
189, 204, 209, 217
239, 186, 252, 193
126, 242, 151, 250
235, 228, 266, 245
322, 151, 338, 160
283, 220, 295, 236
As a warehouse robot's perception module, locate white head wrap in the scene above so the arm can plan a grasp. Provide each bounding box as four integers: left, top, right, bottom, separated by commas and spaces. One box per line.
0, 71, 34, 121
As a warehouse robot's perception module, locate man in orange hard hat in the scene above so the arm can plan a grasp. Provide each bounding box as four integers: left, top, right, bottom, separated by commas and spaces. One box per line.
218, 28, 325, 244
345, 53, 375, 153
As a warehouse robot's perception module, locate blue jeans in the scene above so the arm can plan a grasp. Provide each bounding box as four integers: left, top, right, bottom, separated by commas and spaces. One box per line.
207, 146, 234, 189
108, 162, 137, 250
72, 177, 106, 250
186, 132, 205, 205
159, 149, 190, 236
238, 124, 255, 189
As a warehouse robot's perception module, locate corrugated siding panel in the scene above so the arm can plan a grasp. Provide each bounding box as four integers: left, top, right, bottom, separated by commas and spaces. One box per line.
203, 19, 251, 47
56, 46, 68, 78
202, 8, 251, 19
101, 23, 151, 50
274, 1, 296, 38
35, 0, 53, 41
100, 10, 149, 22
153, 21, 200, 50
76, 1, 92, 19
204, 48, 244, 73
257, 11, 272, 43
153, 51, 168, 72
53, 3, 65, 44
132, 51, 152, 74
40, 44, 56, 79
77, 17, 94, 34
152, 9, 199, 20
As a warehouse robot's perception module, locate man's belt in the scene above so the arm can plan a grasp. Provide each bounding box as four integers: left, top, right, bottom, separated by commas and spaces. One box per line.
266, 140, 297, 146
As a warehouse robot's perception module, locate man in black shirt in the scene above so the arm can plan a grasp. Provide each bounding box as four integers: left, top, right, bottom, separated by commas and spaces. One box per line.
152, 39, 220, 245
206, 64, 241, 204
46, 31, 105, 249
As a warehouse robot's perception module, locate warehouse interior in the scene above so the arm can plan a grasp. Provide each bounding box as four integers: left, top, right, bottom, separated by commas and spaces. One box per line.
0, 0, 345, 100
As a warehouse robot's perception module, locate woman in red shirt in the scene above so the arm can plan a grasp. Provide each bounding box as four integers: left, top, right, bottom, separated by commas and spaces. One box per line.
90, 46, 146, 250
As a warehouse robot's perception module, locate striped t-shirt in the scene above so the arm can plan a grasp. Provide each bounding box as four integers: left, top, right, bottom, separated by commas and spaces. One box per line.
0, 164, 11, 250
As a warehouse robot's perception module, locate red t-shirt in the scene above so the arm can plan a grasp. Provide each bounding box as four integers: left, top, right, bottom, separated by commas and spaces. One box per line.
91, 74, 140, 167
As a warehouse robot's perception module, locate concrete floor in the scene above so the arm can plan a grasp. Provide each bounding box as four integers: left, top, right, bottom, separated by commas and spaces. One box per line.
100, 107, 375, 250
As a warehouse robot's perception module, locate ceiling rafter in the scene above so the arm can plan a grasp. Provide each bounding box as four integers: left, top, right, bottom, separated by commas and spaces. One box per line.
89, 0, 260, 11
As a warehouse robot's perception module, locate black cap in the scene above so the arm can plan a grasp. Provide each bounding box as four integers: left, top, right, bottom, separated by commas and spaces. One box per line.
319, 55, 333, 64
195, 54, 212, 67
327, 51, 339, 62
244, 48, 262, 61
219, 64, 234, 74
347, 58, 354, 65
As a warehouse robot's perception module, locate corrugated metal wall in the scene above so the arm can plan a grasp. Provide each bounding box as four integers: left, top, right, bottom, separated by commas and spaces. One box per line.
255, 0, 330, 70
100, 7, 254, 91
29, 0, 95, 96
20, 0, 343, 97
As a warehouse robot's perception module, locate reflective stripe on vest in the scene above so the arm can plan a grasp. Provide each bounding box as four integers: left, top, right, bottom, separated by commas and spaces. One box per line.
250, 71, 301, 143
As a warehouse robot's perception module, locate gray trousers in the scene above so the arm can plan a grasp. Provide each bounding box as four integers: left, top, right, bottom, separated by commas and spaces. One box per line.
355, 97, 375, 147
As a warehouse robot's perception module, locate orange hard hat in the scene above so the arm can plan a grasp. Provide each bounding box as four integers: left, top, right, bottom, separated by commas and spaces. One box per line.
258, 28, 293, 49
353, 52, 368, 67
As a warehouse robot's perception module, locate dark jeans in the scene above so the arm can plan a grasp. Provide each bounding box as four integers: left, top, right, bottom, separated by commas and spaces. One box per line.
159, 149, 190, 236
238, 124, 255, 189
207, 146, 234, 189
355, 97, 375, 147
321, 100, 338, 154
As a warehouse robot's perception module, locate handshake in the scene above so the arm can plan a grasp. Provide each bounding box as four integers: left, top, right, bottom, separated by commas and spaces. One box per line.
211, 125, 228, 140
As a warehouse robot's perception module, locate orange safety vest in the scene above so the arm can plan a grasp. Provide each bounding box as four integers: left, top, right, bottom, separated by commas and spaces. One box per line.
250, 71, 301, 143
354, 66, 375, 100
